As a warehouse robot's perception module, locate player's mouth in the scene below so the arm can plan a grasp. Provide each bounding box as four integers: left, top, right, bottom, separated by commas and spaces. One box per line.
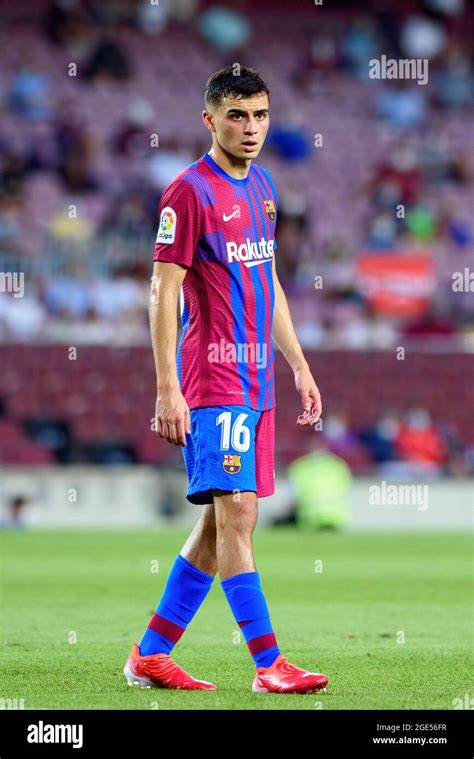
242, 140, 258, 152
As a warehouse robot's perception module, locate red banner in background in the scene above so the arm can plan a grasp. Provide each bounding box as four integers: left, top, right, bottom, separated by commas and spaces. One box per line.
357, 253, 436, 318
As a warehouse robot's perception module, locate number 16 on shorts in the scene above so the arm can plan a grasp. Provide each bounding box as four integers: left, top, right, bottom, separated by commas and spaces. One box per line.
215, 406, 260, 482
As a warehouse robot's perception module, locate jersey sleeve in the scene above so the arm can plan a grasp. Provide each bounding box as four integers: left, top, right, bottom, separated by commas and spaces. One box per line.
153, 178, 202, 268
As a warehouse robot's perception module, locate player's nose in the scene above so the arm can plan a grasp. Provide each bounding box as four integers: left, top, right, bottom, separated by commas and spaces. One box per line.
244, 119, 258, 135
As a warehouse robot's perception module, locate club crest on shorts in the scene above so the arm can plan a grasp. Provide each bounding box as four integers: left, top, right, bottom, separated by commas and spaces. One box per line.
264, 199, 276, 222
223, 454, 242, 474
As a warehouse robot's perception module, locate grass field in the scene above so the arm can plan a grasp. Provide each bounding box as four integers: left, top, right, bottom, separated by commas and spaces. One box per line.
1, 528, 472, 710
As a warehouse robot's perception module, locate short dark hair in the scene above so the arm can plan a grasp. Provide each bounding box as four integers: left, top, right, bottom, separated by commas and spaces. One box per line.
204, 65, 270, 110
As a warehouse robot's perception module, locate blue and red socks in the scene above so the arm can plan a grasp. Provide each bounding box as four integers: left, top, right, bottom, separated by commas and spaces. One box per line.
221, 570, 281, 668
139, 553, 214, 656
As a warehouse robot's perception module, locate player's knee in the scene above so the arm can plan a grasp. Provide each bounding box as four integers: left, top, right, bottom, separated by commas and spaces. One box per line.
215, 495, 257, 536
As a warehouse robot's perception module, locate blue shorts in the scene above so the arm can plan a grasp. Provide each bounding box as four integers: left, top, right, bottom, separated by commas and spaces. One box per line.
182, 404, 275, 505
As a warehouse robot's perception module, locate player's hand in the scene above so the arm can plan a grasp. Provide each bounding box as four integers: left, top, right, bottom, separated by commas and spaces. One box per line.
154, 385, 191, 446
294, 366, 322, 426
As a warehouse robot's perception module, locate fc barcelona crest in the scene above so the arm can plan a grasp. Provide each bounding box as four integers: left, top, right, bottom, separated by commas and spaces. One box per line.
223, 454, 242, 474
264, 199, 276, 222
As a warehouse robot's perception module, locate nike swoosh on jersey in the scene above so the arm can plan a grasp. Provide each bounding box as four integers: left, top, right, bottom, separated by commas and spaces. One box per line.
223, 209, 240, 221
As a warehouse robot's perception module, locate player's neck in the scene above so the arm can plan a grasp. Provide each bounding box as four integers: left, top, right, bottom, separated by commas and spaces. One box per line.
207, 145, 251, 180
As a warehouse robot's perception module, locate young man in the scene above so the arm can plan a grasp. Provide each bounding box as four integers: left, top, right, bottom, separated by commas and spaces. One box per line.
124, 66, 328, 694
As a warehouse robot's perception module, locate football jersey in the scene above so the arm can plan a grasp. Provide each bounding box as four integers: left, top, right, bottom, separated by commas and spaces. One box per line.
153, 152, 277, 411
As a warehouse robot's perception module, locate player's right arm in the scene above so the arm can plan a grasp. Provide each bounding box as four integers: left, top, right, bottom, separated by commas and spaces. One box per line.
150, 177, 202, 446
149, 261, 190, 447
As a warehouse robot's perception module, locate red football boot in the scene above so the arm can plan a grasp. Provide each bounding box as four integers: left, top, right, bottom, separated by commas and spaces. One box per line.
123, 643, 217, 690
252, 654, 328, 694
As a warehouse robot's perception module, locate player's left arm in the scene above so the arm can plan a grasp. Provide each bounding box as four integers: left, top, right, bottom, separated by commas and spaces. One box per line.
271, 257, 322, 425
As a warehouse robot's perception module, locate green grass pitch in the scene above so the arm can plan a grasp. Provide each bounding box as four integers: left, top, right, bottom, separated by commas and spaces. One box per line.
1, 528, 471, 710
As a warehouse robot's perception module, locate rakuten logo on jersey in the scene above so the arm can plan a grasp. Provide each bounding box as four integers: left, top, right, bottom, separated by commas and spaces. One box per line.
226, 237, 275, 268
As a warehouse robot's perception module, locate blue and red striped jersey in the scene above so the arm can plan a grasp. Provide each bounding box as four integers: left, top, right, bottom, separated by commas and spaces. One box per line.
153, 151, 277, 411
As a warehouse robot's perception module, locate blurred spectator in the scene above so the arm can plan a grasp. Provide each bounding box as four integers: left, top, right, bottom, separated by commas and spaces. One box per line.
8, 63, 54, 121
111, 98, 155, 159
0, 288, 45, 340
423, 0, 465, 17
136, 0, 171, 34
198, 6, 251, 52
44, 0, 94, 52
433, 47, 473, 109
82, 33, 132, 81
24, 416, 72, 463
374, 80, 427, 132
0, 496, 29, 529
0, 150, 36, 198
438, 201, 472, 248
417, 126, 471, 186
342, 16, 379, 80
395, 407, 448, 476
364, 210, 399, 249
322, 414, 372, 472
43, 264, 93, 320
87, 0, 137, 27
267, 120, 312, 163
166, 0, 199, 24
100, 188, 155, 240
47, 200, 95, 245
400, 14, 446, 58
272, 188, 309, 288
0, 194, 26, 254
440, 422, 471, 477
147, 138, 194, 192
366, 142, 424, 207
89, 267, 147, 322
405, 200, 438, 242
281, 437, 352, 530
52, 106, 100, 192
359, 413, 400, 466
294, 31, 340, 93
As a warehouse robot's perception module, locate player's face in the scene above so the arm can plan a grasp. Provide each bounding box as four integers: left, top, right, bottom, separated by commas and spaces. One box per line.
208, 92, 270, 160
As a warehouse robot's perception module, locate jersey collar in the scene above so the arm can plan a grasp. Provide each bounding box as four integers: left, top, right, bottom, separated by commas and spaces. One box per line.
203, 152, 250, 186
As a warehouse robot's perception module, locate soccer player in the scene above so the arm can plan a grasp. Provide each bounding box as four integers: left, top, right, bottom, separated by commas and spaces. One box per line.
124, 66, 328, 694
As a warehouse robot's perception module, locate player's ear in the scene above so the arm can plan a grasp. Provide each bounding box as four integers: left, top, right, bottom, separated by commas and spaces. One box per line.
202, 108, 217, 132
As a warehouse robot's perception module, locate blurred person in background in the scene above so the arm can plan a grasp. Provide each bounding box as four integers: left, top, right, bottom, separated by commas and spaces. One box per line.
198, 5, 251, 54
0, 496, 30, 529
322, 413, 372, 472
275, 436, 352, 530
51, 102, 100, 193
7, 61, 54, 122
111, 98, 156, 159
374, 79, 428, 132
82, 31, 132, 82
433, 46, 473, 110
270, 187, 309, 289
147, 137, 195, 194
395, 407, 448, 477
358, 412, 400, 471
